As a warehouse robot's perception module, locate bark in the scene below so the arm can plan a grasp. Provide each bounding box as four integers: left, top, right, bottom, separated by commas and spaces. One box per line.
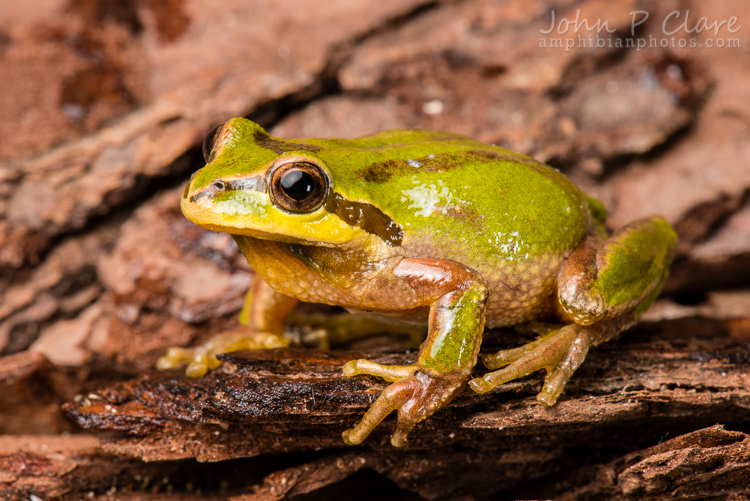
1, 0, 750, 499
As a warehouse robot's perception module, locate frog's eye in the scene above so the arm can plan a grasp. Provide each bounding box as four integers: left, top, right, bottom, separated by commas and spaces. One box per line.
270, 162, 328, 213
203, 122, 226, 163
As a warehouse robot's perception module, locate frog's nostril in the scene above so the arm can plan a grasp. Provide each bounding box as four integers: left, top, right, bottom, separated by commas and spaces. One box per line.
182, 183, 190, 199
213, 180, 227, 192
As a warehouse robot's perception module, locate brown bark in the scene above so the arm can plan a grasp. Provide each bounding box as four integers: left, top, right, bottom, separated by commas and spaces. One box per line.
2, 0, 750, 499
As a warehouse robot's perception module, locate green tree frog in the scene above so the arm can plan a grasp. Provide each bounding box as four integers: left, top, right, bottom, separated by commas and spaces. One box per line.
159, 118, 676, 448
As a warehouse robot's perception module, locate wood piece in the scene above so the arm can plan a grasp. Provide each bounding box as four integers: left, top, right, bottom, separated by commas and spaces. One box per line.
54, 319, 750, 499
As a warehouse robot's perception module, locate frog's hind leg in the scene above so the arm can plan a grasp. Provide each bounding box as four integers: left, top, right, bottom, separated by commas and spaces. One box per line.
469, 323, 584, 405
557, 216, 677, 326
471, 216, 677, 405
470, 319, 624, 405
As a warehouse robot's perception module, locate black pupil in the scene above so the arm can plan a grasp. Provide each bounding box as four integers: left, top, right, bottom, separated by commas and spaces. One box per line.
280, 170, 315, 201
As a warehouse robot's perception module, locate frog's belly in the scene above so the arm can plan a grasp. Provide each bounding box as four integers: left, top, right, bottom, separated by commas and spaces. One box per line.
480, 254, 562, 328
403, 240, 565, 328
353, 256, 561, 328
238, 234, 564, 326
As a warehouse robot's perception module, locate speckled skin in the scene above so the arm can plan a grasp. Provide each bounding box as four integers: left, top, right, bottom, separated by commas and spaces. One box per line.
164, 118, 677, 448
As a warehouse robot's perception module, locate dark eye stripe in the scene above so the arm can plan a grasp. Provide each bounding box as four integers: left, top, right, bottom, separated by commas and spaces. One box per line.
188, 176, 267, 203
325, 193, 403, 247
229, 177, 268, 193
187, 177, 403, 248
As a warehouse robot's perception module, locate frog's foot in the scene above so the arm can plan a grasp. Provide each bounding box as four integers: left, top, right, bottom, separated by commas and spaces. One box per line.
156, 328, 290, 378
342, 364, 465, 448
469, 324, 588, 406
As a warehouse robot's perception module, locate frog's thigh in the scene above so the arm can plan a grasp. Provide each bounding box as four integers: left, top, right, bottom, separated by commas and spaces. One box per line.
472, 217, 676, 405
558, 215, 677, 325
342, 258, 488, 447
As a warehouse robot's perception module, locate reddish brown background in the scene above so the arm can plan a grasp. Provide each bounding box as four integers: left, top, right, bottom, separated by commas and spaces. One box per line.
1, 0, 749, 499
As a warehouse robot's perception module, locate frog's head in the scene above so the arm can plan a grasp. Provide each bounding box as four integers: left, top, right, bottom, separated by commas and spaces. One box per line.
181, 118, 399, 247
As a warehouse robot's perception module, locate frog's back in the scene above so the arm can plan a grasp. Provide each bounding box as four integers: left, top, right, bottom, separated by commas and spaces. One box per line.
306, 130, 592, 325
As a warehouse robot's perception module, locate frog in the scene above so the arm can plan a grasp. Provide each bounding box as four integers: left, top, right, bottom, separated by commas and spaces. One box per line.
159, 117, 677, 448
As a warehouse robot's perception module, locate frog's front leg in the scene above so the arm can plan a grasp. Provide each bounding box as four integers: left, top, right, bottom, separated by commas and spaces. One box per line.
343, 258, 488, 448
156, 275, 298, 377
470, 216, 676, 405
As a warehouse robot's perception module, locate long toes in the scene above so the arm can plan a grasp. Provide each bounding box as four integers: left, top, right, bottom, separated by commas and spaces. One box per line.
468, 377, 494, 394
391, 416, 417, 448
341, 360, 361, 378
259, 333, 290, 349
342, 378, 417, 445
536, 333, 591, 406
536, 384, 560, 406
155, 347, 192, 371
341, 426, 365, 446
482, 328, 564, 369
470, 326, 579, 394
342, 359, 388, 378
472, 350, 556, 393
185, 354, 219, 378
481, 346, 528, 369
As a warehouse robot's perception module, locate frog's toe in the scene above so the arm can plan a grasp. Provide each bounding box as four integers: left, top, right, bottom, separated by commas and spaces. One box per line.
470, 324, 584, 403
342, 359, 418, 383
481, 327, 562, 370
155, 347, 193, 371
157, 348, 222, 378
535, 329, 591, 406
185, 353, 223, 378
343, 371, 463, 448
342, 375, 416, 447
156, 329, 290, 377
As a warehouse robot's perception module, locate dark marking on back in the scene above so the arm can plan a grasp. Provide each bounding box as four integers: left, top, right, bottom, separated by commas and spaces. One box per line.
253, 130, 322, 154
360, 149, 547, 183
325, 193, 403, 247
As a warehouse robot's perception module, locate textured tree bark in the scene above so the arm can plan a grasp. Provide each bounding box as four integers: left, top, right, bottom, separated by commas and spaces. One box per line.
4, 314, 748, 499
2, 0, 750, 499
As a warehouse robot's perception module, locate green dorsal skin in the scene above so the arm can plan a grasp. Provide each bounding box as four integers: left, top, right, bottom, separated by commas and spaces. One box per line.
190, 118, 589, 271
